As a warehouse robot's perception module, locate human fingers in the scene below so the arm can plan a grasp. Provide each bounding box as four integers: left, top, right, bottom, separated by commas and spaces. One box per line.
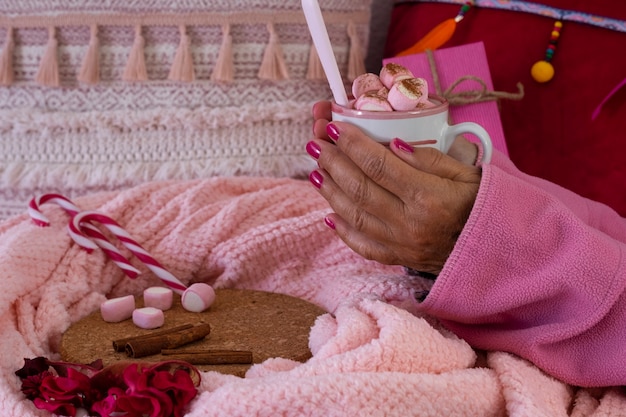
308, 140, 404, 243
323, 212, 409, 267
313, 118, 330, 140
312, 101, 332, 140
447, 136, 479, 166
324, 121, 439, 200
318, 181, 457, 273
309, 167, 395, 242
311, 127, 409, 218
388, 138, 482, 185
312, 101, 332, 121
311, 126, 480, 273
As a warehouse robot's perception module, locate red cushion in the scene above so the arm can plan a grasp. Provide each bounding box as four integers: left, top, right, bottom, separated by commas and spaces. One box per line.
385, 1, 626, 215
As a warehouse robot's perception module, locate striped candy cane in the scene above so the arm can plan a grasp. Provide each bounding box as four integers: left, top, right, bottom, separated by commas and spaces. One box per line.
31, 194, 215, 312
68, 211, 188, 294
28, 194, 141, 278
29, 193, 82, 227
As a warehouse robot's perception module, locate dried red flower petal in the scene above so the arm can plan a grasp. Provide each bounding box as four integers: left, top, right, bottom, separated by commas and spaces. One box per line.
118, 390, 173, 417
19, 370, 53, 400
91, 387, 125, 416
151, 369, 198, 417
33, 396, 78, 417
40, 368, 91, 401
15, 357, 49, 379
16, 358, 200, 417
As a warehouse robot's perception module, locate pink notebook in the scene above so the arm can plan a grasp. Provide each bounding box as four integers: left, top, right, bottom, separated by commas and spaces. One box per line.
383, 42, 509, 156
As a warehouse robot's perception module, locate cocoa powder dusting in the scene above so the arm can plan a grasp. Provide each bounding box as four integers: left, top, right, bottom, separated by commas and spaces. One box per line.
399, 78, 424, 98
384, 63, 406, 76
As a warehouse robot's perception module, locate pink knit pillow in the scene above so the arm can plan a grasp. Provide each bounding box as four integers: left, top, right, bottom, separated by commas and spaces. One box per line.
0, 0, 372, 221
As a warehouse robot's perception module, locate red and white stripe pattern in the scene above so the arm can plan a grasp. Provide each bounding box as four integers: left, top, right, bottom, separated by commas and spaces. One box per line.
68, 210, 188, 294
29, 194, 141, 278
28, 193, 81, 226
28, 193, 216, 312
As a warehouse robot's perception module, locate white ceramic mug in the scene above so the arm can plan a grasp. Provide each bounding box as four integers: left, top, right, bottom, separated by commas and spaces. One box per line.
331, 94, 492, 164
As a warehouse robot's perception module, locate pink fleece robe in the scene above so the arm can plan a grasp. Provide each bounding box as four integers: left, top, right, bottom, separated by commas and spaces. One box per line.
417, 149, 626, 387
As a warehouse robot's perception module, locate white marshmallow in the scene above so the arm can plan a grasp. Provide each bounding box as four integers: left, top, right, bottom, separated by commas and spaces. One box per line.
387, 78, 428, 111
100, 295, 135, 323
351, 73, 385, 99
354, 92, 393, 111
379, 62, 414, 89
132, 307, 165, 329
181, 283, 216, 313
143, 286, 173, 311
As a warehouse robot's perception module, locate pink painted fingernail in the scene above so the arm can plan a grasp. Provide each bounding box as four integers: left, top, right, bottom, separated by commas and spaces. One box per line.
324, 216, 336, 230
309, 170, 323, 189
326, 123, 340, 141
392, 138, 414, 153
306, 141, 321, 159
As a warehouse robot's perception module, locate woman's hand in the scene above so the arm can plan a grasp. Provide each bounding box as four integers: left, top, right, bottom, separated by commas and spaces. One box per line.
307, 101, 482, 274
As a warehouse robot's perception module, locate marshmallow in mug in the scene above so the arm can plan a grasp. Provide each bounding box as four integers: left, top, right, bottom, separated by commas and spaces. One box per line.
335, 62, 493, 163
351, 63, 432, 112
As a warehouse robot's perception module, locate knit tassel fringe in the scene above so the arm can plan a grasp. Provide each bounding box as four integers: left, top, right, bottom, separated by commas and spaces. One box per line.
168, 25, 195, 82
211, 24, 234, 83
258, 23, 289, 81
2, 20, 366, 86
346, 21, 365, 82
0, 27, 14, 86
77, 24, 100, 84
305, 43, 325, 81
35, 26, 60, 87
123, 25, 148, 82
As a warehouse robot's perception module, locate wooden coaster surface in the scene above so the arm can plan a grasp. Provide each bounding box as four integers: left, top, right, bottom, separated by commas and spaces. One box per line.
60, 289, 326, 377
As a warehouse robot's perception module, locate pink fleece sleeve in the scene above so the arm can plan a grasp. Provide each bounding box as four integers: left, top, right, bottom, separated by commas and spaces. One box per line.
415, 150, 626, 387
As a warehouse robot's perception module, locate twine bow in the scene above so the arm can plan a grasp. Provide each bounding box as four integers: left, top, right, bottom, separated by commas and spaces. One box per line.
426, 49, 524, 106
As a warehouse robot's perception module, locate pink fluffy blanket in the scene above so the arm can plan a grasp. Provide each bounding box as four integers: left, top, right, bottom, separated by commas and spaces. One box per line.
0, 177, 624, 416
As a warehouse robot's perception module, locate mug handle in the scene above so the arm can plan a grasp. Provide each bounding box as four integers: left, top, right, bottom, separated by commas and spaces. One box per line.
445, 122, 493, 164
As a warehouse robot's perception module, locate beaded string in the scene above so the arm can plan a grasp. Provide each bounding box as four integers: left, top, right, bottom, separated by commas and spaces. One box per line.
530, 20, 562, 83
455, 1, 473, 23
401, 0, 626, 33
399, 0, 625, 82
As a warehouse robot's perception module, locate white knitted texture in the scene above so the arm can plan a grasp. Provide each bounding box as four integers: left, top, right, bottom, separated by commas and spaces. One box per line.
0, 0, 372, 222
0, 0, 363, 12
0, 101, 319, 220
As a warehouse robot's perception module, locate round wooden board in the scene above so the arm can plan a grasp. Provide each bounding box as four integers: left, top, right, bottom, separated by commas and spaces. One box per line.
60, 289, 326, 377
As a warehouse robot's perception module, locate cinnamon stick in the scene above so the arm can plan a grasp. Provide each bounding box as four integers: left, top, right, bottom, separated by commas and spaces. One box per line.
125, 323, 212, 358
112, 324, 194, 352
161, 349, 253, 365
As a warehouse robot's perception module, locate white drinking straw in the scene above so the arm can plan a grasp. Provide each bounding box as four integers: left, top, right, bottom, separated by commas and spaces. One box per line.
302, 0, 349, 106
